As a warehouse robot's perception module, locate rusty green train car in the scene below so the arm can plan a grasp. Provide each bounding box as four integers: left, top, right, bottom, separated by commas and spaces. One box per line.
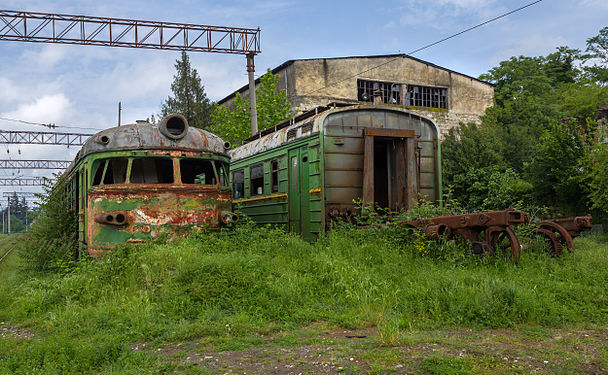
61, 114, 235, 256
230, 103, 442, 240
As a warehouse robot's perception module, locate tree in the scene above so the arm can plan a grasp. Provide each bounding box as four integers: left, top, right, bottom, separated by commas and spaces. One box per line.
582, 26, 608, 86
584, 119, 608, 214
524, 120, 587, 214
208, 69, 292, 146
160, 52, 213, 129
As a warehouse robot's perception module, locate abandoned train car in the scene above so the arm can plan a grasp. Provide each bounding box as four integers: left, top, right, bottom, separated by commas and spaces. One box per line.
61, 114, 235, 256
230, 103, 442, 240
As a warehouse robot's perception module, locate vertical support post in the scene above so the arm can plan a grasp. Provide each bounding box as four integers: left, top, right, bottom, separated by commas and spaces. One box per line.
362, 131, 374, 211
7, 197, 10, 235
395, 139, 407, 210
118, 101, 122, 127
405, 137, 418, 210
246, 53, 258, 136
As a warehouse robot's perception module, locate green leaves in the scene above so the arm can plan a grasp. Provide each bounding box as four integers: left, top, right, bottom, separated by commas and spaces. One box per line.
208, 69, 293, 147
160, 52, 213, 129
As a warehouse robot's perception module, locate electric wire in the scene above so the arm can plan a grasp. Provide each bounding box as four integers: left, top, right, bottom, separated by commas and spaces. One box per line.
291, 0, 543, 99
0, 116, 106, 131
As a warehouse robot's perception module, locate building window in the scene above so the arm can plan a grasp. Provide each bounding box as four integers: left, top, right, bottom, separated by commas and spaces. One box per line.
405, 85, 447, 109
250, 164, 264, 196
271, 159, 279, 193
357, 79, 400, 104
233, 170, 244, 199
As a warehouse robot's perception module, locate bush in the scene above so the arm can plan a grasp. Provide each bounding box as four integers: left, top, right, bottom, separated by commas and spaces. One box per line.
21, 178, 78, 273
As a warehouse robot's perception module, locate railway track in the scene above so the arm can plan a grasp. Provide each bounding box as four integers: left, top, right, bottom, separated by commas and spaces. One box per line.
0, 239, 19, 264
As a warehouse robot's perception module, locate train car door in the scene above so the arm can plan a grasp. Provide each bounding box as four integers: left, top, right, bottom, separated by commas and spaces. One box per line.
288, 146, 311, 240
362, 128, 416, 211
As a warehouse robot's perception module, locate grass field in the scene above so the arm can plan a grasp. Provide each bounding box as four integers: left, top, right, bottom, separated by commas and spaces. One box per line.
0, 224, 606, 374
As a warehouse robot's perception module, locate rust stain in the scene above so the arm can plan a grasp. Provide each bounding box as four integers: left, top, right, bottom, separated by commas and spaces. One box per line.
233, 193, 288, 204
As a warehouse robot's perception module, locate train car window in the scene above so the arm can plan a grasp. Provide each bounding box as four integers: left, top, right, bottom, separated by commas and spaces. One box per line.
217, 162, 229, 187
131, 158, 174, 184
92, 160, 105, 186
250, 164, 264, 196
103, 158, 128, 184
180, 159, 216, 185
233, 170, 244, 199
271, 159, 279, 193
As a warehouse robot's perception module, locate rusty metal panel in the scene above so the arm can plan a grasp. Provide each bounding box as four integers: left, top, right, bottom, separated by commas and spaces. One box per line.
364, 128, 415, 138
87, 187, 231, 256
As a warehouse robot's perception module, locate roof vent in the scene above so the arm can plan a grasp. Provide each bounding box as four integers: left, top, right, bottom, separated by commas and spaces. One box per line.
159, 114, 189, 140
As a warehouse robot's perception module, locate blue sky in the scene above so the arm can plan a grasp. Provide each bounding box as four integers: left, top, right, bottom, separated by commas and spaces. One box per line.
0, 0, 606, 201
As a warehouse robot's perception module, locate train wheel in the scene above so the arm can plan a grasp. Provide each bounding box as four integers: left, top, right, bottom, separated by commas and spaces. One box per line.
487, 227, 521, 263
533, 227, 563, 256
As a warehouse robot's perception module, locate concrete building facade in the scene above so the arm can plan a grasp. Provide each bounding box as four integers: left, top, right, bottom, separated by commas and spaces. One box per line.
217, 54, 495, 136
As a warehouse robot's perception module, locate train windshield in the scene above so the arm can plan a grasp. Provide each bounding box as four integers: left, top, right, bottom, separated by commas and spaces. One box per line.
92, 158, 128, 185
180, 159, 217, 185
130, 158, 174, 184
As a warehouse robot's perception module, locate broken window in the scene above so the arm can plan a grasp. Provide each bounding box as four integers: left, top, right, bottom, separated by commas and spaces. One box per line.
216, 162, 230, 187
405, 85, 447, 109
180, 159, 216, 184
92, 160, 105, 186
233, 170, 244, 199
271, 159, 279, 193
357, 79, 400, 104
250, 164, 264, 196
130, 158, 174, 184
94, 158, 128, 185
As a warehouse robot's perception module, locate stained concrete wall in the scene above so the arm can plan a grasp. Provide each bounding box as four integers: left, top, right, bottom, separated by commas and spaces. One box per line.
219, 55, 494, 137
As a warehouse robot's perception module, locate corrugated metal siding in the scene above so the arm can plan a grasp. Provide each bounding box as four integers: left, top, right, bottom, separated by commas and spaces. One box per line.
322, 108, 439, 213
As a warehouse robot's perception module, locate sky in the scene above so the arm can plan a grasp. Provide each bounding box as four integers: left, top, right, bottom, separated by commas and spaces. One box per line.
0, 0, 606, 205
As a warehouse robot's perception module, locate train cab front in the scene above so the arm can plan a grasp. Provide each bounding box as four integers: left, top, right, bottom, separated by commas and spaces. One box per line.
86, 153, 233, 257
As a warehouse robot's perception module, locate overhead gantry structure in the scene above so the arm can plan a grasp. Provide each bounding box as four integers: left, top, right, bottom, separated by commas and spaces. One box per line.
0, 9, 262, 134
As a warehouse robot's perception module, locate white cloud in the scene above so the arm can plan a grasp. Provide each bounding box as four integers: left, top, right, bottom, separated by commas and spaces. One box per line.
397, 0, 503, 27
3, 94, 72, 124
491, 34, 569, 63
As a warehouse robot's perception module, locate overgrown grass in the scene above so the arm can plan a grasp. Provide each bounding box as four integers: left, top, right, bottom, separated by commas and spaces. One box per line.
0, 222, 607, 373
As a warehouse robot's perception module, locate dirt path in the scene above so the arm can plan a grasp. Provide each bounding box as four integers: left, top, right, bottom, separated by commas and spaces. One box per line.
147, 325, 608, 374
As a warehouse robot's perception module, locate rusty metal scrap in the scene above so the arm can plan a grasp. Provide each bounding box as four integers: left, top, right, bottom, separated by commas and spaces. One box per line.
533, 216, 592, 255
402, 209, 530, 263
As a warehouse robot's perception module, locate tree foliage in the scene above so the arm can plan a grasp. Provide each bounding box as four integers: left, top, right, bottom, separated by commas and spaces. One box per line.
160, 52, 213, 129
208, 69, 292, 146
582, 26, 608, 85
584, 120, 608, 214
443, 27, 608, 215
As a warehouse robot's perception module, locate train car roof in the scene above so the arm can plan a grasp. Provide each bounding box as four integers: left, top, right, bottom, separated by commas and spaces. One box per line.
230, 103, 437, 162
65, 120, 228, 174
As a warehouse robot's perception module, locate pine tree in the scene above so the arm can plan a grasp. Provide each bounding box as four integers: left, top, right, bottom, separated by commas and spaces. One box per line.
160, 52, 213, 129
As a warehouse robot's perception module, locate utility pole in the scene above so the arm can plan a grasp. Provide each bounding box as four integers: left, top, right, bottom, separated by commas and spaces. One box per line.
247, 53, 258, 135
118, 102, 122, 127
7, 196, 10, 235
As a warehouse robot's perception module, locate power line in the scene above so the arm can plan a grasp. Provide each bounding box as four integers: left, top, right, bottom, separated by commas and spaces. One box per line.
293, 0, 543, 99
0, 116, 105, 131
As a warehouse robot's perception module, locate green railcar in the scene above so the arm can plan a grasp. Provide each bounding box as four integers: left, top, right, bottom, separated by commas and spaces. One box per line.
60, 114, 235, 256
230, 103, 442, 240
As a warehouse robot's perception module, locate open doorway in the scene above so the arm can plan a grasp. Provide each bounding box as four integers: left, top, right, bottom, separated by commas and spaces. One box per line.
363, 128, 417, 212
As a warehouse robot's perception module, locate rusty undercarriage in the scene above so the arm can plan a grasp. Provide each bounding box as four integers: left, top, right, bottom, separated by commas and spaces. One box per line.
369, 209, 593, 263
